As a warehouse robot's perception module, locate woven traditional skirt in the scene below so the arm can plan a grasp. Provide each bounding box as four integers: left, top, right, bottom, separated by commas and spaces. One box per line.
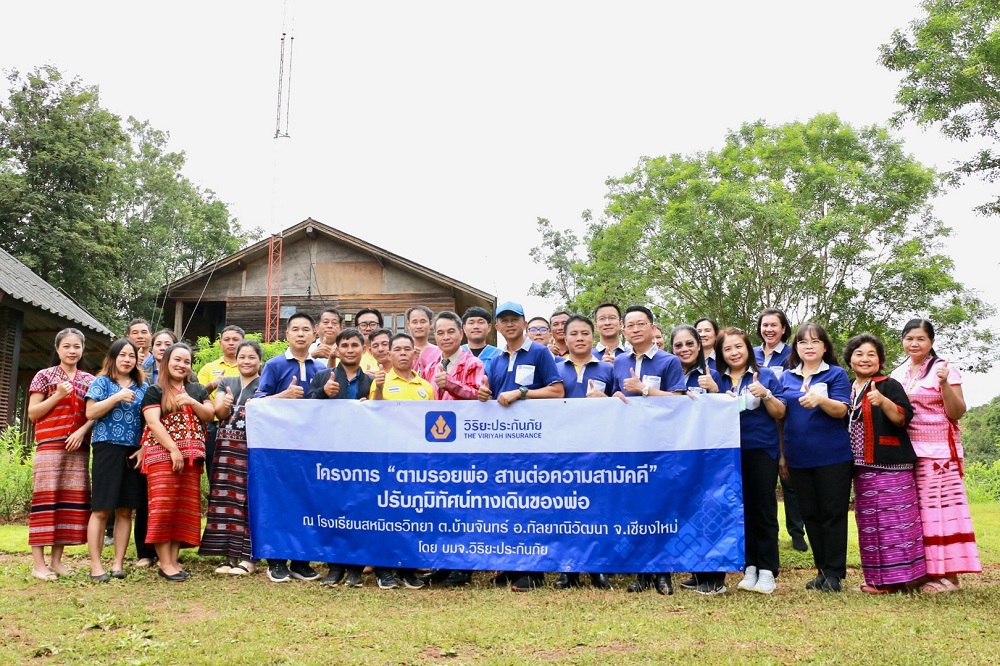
145, 459, 203, 548
854, 468, 926, 586
28, 441, 90, 547
914, 458, 981, 576
199, 419, 252, 561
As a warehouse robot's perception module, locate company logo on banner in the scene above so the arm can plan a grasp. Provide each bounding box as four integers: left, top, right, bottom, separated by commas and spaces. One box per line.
246, 396, 744, 573
425, 411, 456, 442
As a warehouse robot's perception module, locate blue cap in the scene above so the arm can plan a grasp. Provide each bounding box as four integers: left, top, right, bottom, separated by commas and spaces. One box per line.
495, 301, 525, 317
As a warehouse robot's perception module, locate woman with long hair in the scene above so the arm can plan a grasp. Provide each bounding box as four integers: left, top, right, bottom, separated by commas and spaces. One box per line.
140, 343, 214, 581
199, 340, 263, 576
84, 339, 147, 581
715, 327, 786, 594
142, 330, 178, 386
779, 323, 852, 592
888, 319, 981, 593
844, 333, 925, 593
27, 328, 95, 580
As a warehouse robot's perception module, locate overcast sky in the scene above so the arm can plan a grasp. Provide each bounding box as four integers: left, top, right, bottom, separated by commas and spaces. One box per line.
5, 1, 998, 404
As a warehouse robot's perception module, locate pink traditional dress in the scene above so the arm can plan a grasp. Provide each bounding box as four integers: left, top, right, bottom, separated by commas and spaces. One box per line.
889, 358, 981, 577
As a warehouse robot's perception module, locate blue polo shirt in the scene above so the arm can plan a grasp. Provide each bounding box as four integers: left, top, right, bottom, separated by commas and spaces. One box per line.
255, 349, 325, 398
557, 357, 615, 398
612, 346, 685, 396
780, 362, 851, 468
486, 337, 562, 394
463, 344, 501, 374
142, 355, 158, 386
591, 342, 629, 361
754, 343, 791, 369
705, 353, 717, 371
717, 367, 784, 457
683, 366, 723, 391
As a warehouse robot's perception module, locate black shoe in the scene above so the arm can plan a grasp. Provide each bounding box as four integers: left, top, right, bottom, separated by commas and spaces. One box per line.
289, 561, 320, 581
90, 572, 111, 583
695, 580, 726, 595
442, 570, 472, 588
400, 570, 426, 589
805, 572, 826, 590
493, 571, 514, 587
627, 574, 653, 592
791, 534, 809, 552
375, 568, 398, 589
820, 577, 842, 593
554, 573, 581, 589
267, 562, 291, 583
418, 569, 450, 584
679, 575, 698, 590
321, 565, 345, 586
511, 574, 543, 592
590, 573, 613, 590
109, 569, 126, 580
157, 568, 187, 582
655, 573, 674, 596
344, 567, 364, 588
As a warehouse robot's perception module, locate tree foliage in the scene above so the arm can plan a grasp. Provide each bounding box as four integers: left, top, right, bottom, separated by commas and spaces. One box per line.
880, 0, 1000, 215
960, 396, 1000, 466
0, 66, 260, 332
531, 114, 996, 371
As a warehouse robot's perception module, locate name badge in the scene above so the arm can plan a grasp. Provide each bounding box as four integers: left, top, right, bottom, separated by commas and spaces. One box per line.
515, 364, 535, 386
590, 379, 607, 394
641, 375, 661, 391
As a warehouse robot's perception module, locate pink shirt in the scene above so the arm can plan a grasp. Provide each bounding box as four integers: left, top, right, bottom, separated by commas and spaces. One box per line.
421, 349, 485, 400
415, 345, 443, 380
889, 358, 964, 461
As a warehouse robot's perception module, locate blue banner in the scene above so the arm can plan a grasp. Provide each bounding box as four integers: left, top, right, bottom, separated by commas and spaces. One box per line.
246, 396, 743, 572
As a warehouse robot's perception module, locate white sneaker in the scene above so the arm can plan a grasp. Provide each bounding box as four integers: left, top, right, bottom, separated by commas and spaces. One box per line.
753, 569, 776, 594
737, 566, 758, 591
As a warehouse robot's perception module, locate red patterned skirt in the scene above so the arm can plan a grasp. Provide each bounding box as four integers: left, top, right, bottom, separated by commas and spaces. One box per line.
28, 441, 90, 547
915, 458, 981, 576
199, 406, 252, 561
145, 458, 203, 548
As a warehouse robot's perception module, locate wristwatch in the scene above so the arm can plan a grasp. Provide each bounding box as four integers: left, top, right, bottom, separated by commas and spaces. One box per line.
519, 386, 529, 400
641, 385, 650, 397
763, 390, 773, 402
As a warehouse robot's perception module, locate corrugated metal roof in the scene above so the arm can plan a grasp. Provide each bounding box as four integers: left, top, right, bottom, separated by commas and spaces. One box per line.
0, 247, 114, 337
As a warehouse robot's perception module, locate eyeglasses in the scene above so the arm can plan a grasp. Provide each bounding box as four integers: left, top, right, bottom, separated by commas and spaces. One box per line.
623, 322, 650, 331
528, 326, 549, 333
797, 338, 822, 347
596, 316, 620, 323
672, 340, 697, 350
357, 321, 378, 329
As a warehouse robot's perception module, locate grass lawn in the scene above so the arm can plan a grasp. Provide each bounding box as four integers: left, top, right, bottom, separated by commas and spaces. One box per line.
1, 504, 998, 665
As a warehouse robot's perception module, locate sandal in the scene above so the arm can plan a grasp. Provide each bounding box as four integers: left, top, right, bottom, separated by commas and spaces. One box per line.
134, 558, 155, 568
858, 584, 889, 595
920, 578, 960, 594
214, 563, 233, 575
31, 568, 58, 582
230, 561, 256, 575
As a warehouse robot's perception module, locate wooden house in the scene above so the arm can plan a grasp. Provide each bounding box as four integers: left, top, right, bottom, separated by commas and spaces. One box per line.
158, 218, 496, 341
0, 247, 114, 429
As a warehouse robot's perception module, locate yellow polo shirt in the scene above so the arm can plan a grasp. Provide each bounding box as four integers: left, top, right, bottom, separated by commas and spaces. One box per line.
369, 369, 433, 401
197, 358, 240, 399
360, 351, 380, 374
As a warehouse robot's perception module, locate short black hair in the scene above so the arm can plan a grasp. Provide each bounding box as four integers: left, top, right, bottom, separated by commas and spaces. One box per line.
369, 328, 392, 345
593, 303, 621, 319
127, 318, 151, 334
434, 311, 463, 330
528, 316, 549, 327
320, 308, 343, 324
624, 305, 654, 324
788, 322, 840, 368
221, 325, 245, 337
462, 306, 492, 325
550, 310, 571, 321
287, 311, 315, 328
336, 327, 366, 346
236, 339, 264, 360
390, 332, 415, 348
406, 305, 433, 321
354, 308, 384, 327
843, 333, 886, 372
565, 314, 594, 334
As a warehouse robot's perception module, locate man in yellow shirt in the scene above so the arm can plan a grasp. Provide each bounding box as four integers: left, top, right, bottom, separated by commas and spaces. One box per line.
197, 325, 244, 477
368, 332, 432, 590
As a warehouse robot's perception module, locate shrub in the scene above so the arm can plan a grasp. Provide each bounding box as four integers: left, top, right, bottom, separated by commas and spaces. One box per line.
965, 460, 1000, 504
192, 332, 289, 374
0, 425, 33, 522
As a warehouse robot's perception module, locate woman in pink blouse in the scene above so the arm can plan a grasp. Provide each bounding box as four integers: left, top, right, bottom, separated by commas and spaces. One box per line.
889, 319, 981, 593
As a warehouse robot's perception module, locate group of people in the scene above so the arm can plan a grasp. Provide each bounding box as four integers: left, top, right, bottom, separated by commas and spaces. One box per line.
26, 300, 981, 596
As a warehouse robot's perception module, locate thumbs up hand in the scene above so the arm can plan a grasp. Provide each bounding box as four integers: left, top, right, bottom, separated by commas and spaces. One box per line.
936, 360, 950, 385
282, 375, 304, 399
221, 385, 235, 410
868, 385, 884, 408
477, 375, 492, 402
434, 364, 449, 390
698, 370, 718, 393
324, 373, 341, 398
748, 372, 767, 398
623, 367, 643, 394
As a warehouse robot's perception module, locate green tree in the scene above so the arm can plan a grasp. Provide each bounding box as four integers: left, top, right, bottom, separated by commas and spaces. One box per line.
531, 114, 996, 371
880, 0, 1000, 215
960, 396, 1000, 466
0, 65, 126, 325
